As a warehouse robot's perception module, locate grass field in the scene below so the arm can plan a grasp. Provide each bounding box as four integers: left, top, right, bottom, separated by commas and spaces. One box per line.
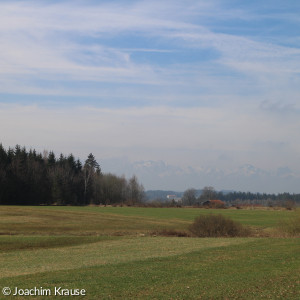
0, 206, 299, 299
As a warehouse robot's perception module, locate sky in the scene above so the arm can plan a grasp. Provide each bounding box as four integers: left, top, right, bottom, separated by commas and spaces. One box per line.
0, 0, 300, 193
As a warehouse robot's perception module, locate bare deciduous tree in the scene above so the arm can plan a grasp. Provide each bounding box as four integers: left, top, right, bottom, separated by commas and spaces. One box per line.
182, 188, 197, 206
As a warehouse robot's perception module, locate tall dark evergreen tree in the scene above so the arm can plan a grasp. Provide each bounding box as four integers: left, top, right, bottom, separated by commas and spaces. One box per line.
83, 153, 101, 204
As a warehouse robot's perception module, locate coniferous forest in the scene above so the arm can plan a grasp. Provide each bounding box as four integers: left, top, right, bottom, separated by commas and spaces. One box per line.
0, 144, 145, 206
1, 144, 299, 207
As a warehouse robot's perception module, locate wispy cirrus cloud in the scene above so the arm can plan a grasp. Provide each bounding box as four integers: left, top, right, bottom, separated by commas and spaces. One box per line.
1, 0, 299, 104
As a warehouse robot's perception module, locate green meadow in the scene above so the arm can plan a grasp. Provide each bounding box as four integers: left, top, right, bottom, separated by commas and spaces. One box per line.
0, 206, 299, 299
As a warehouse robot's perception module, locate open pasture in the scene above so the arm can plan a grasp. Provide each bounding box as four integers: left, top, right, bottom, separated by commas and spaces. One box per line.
0, 206, 299, 299
0, 205, 294, 235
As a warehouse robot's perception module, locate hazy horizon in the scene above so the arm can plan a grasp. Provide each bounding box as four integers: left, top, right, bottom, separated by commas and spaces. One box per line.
1, 1, 299, 193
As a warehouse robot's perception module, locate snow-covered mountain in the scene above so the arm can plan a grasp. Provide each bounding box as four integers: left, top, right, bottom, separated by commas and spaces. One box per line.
101, 158, 300, 193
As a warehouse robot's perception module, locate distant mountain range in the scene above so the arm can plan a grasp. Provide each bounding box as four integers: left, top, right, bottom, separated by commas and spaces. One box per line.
101, 158, 300, 194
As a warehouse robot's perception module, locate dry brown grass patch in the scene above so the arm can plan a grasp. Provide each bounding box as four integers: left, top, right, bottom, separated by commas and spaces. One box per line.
151, 229, 191, 237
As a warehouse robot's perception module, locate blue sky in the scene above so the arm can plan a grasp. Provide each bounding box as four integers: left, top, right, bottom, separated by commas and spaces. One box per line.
0, 0, 300, 192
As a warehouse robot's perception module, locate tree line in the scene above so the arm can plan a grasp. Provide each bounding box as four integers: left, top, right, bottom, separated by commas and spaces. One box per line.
0, 144, 145, 206
181, 186, 300, 207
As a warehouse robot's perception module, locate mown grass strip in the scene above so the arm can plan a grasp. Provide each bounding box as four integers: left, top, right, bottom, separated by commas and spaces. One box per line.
1, 238, 299, 299
0, 236, 253, 279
